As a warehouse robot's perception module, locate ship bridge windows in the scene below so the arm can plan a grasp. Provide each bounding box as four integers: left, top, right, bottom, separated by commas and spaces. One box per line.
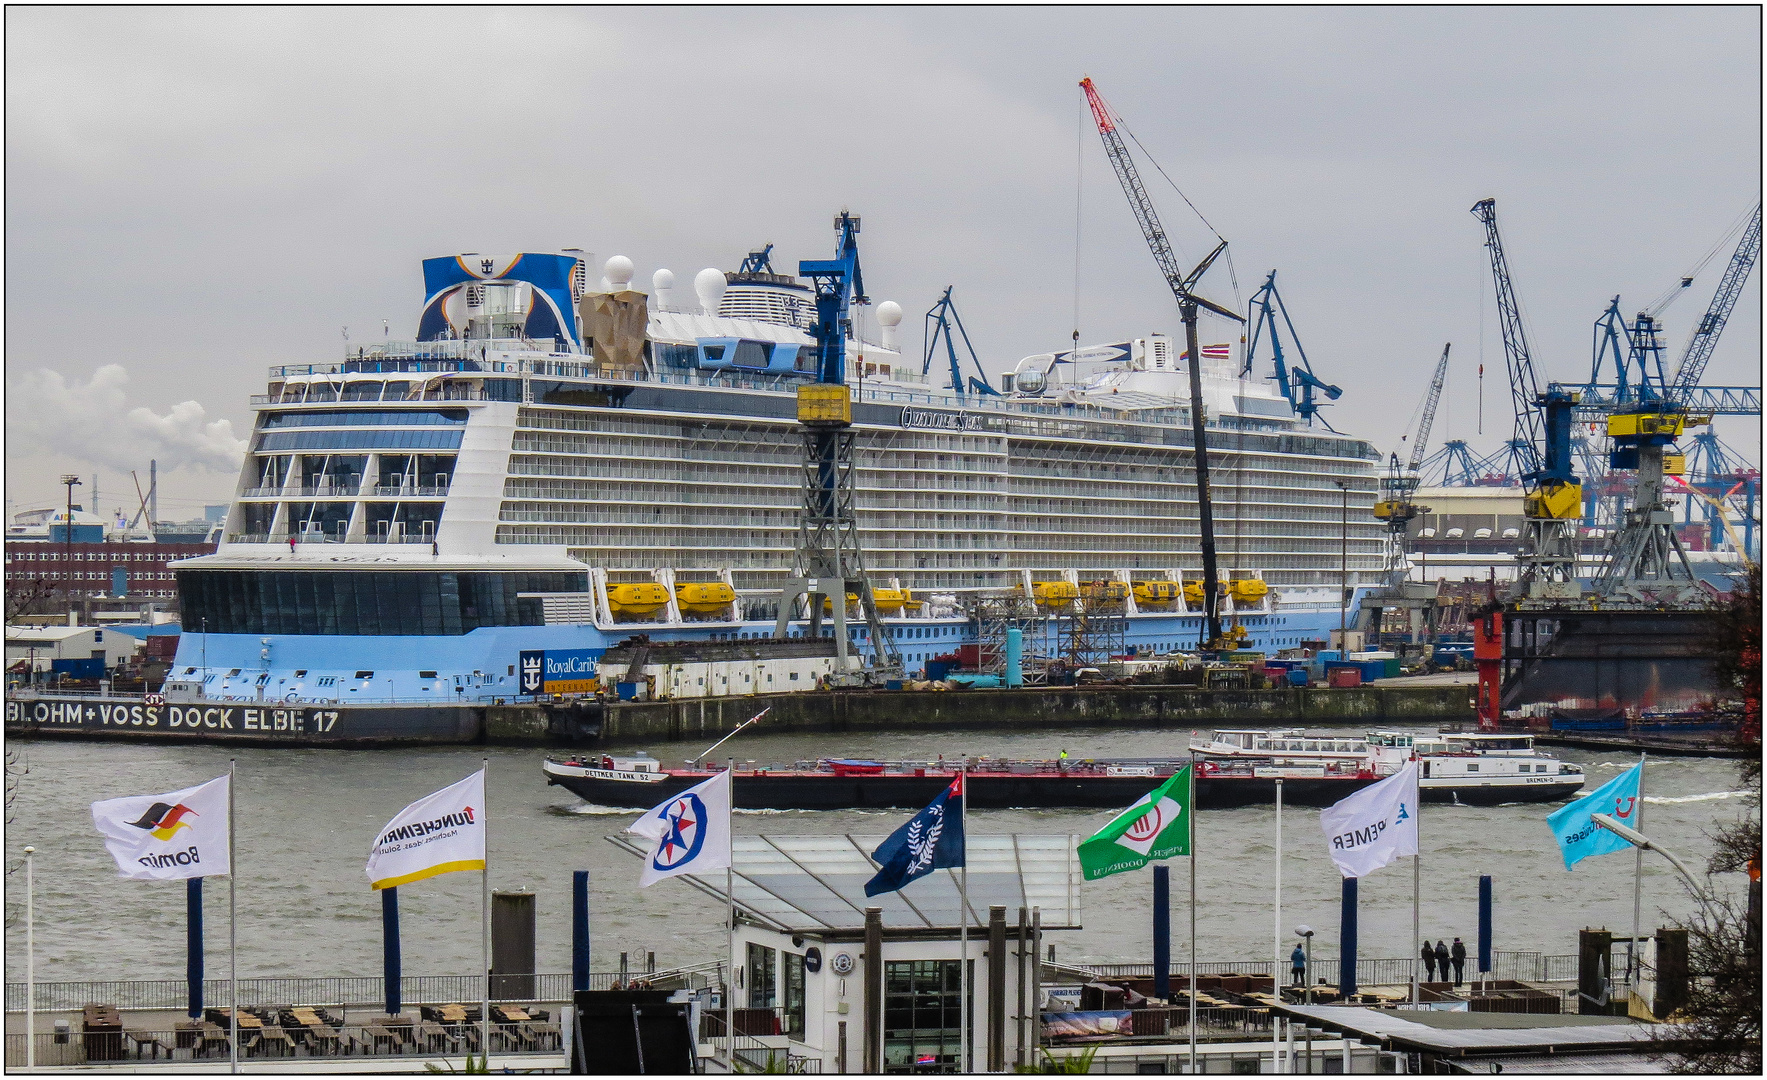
257, 429, 465, 452
178, 569, 585, 635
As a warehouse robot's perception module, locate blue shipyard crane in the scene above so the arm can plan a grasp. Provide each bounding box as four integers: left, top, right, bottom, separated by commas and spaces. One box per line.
773, 211, 901, 674
1421, 440, 1486, 488
921, 286, 998, 397
1588, 205, 1760, 605
1081, 76, 1247, 650
1471, 198, 1583, 596
1244, 271, 1341, 427
1678, 431, 1759, 559
1373, 344, 1451, 584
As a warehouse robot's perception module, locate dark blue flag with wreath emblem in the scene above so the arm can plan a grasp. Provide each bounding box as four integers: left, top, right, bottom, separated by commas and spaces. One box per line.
865, 773, 965, 896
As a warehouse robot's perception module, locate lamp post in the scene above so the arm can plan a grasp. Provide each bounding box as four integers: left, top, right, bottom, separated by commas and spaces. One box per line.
1334, 481, 1349, 650
1294, 925, 1315, 1005
1592, 814, 1702, 891
60, 474, 82, 616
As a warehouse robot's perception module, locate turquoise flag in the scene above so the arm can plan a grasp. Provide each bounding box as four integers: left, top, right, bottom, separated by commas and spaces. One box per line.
1546, 762, 1643, 870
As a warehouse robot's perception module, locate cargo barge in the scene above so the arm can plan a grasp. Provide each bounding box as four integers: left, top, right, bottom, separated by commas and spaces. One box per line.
542, 728, 1584, 810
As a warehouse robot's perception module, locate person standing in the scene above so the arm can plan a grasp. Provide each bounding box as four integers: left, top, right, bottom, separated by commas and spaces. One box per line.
1291, 944, 1306, 988
1450, 938, 1468, 987
1421, 940, 1437, 982
1435, 940, 1451, 986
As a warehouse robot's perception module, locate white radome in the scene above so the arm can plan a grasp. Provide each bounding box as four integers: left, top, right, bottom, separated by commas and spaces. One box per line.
876, 300, 903, 327
695, 267, 728, 314
603, 255, 635, 292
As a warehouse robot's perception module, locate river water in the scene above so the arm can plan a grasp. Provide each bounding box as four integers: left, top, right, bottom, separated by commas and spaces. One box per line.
3, 725, 1752, 985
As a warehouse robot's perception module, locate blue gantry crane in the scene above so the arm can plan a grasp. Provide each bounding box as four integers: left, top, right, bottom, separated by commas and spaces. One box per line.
921, 286, 998, 397
1244, 270, 1342, 428
1471, 198, 1584, 594
773, 211, 901, 673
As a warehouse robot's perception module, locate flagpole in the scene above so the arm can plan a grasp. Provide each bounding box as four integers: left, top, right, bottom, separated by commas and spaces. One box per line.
25, 845, 35, 1070
228, 758, 238, 1076
727, 757, 736, 1072
1630, 753, 1645, 989
959, 764, 970, 1074
1187, 755, 1197, 1077
1273, 779, 1282, 995
1411, 758, 1421, 1007
482, 757, 492, 1064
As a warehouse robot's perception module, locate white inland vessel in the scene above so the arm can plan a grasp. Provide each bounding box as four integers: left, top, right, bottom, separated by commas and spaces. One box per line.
168, 218, 1387, 706
1190, 729, 1585, 804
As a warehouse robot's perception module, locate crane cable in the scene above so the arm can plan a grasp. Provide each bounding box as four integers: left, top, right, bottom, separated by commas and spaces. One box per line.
1644, 202, 1758, 316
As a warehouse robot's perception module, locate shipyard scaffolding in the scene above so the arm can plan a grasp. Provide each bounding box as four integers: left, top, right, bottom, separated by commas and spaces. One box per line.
968, 593, 1045, 682
1063, 583, 1128, 669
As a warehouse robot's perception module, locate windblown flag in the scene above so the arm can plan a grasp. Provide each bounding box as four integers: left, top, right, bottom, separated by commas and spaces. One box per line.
1319, 762, 1419, 878
365, 770, 487, 890
629, 770, 732, 887
1077, 765, 1191, 881
92, 774, 231, 881
1547, 761, 1642, 870
865, 774, 965, 896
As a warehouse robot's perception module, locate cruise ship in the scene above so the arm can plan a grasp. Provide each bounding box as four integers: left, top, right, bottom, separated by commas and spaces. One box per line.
169, 223, 1387, 704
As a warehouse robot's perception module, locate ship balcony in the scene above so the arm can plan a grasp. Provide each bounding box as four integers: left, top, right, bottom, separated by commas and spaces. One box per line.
370, 483, 450, 498
224, 532, 437, 545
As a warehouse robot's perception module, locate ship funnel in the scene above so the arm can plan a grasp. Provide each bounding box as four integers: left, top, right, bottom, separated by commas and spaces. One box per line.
695, 267, 727, 315
652, 269, 676, 311
877, 300, 903, 352
603, 255, 635, 293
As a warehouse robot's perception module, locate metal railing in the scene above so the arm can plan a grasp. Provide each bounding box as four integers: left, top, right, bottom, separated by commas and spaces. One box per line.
1067, 953, 1580, 991
4, 1020, 563, 1068
5, 968, 719, 1014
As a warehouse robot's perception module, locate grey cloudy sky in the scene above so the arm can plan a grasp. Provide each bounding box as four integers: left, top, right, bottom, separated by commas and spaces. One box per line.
6, 5, 1760, 518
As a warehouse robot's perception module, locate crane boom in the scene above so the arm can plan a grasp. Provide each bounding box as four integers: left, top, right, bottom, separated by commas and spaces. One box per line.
1080, 77, 1245, 648
1471, 199, 1545, 475
1672, 203, 1761, 394
1408, 344, 1451, 476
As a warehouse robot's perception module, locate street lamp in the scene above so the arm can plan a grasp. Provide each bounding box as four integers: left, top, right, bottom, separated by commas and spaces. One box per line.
1294, 925, 1315, 1005
1592, 813, 1703, 891
60, 474, 82, 616
1334, 481, 1349, 650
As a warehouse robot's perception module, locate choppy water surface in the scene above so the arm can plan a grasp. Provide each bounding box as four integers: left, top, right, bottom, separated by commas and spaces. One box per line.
3, 725, 1752, 983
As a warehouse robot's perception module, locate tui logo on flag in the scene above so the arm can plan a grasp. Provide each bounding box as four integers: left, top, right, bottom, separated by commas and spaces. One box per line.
866, 774, 965, 896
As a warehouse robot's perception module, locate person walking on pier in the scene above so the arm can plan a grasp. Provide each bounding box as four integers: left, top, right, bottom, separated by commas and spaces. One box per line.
1421, 941, 1437, 982
1450, 938, 1467, 987
1290, 944, 1306, 988
1434, 940, 1451, 986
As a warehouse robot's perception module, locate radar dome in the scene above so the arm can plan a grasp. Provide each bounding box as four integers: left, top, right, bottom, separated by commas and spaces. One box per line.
652, 269, 676, 311
694, 267, 728, 315
876, 300, 903, 351
603, 255, 635, 292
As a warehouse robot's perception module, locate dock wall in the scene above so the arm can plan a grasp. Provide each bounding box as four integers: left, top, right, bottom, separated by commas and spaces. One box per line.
592, 685, 1476, 747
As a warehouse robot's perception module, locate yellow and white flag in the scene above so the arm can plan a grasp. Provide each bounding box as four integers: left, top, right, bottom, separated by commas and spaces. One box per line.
91, 774, 231, 881
366, 770, 487, 890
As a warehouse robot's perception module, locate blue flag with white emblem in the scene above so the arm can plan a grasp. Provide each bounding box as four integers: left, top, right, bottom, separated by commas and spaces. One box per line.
1547, 761, 1642, 870
865, 774, 965, 896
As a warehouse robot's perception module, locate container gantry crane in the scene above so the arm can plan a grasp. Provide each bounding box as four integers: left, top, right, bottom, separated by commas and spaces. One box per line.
1081, 76, 1247, 650
772, 211, 902, 675
1471, 198, 1583, 598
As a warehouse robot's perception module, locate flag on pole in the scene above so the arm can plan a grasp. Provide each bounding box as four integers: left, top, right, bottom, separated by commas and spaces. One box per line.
865, 774, 966, 896
365, 770, 487, 890
92, 774, 231, 880
629, 770, 732, 887
1320, 762, 1419, 878
1077, 765, 1192, 881
1547, 761, 1643, 870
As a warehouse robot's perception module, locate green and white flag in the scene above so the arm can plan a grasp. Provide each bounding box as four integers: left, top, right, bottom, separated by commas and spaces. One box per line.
1077, 765, 1192, 881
